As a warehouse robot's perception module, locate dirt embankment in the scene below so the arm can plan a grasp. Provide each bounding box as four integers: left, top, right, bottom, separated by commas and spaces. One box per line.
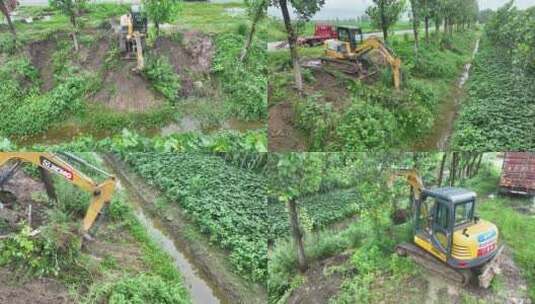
286, 254, 352, 304
0, 269, 73, 304
27, 39, 57, 92
153, 31, 215, 97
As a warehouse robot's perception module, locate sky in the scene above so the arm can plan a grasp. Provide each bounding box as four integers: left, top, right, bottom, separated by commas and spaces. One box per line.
268, 0, 535, 20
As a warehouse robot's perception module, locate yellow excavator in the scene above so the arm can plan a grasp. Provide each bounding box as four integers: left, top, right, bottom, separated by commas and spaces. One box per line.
119, 5, 147, 71
322, 26, 402, 90
0, 152, 116, 240
390, 169, 503, 288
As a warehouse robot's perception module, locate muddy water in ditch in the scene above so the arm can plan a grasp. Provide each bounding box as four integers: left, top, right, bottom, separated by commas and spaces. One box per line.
414, 39, 480, 150
16, 115, 264, 146
109, 166, 224, 304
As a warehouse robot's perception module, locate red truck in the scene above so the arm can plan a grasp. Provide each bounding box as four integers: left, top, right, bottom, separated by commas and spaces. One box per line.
297, 23, 337, 47
499, 152, 535, 195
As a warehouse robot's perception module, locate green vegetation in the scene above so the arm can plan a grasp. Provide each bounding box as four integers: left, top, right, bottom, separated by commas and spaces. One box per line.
123, 153, 268, 283
452, 4, 535, 150
269, 189, 360, 240
213, 32, 267, 121
143, 55, 182, 103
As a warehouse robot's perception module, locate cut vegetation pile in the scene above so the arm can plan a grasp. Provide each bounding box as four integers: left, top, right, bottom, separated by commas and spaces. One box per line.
123, 153, 268, 283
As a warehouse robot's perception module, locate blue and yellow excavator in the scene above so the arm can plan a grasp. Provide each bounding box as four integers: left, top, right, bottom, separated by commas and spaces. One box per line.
390, 169, 503, 288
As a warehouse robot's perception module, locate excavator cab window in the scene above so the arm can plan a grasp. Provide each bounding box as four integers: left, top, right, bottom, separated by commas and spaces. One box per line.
130, 5, 147, 33
336, 27, 362, 51
454, 200, 474, 227
432, 200, 451, 253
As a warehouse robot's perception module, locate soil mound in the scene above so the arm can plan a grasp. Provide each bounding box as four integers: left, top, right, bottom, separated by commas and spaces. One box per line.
0, 269, 73, 304
153, 31, 215, 97
268, 101, 307, 152
92, 62, 164, 112
27, 39, 57, 92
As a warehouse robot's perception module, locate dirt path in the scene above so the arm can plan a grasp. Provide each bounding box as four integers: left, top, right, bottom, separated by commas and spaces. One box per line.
268, 101, 307, 151
102, 154, 267, 304
414, 39, 480, 150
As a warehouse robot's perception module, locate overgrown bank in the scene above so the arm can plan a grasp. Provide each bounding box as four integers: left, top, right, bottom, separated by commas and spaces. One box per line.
0, 2, 266, 145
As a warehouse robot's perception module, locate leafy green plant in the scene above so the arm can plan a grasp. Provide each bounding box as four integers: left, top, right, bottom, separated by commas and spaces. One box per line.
84, 274, 190, 304
212, 33, 266, 121
143, 55, 181, 103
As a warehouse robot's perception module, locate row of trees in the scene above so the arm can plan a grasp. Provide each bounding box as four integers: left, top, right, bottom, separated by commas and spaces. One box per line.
367, 0, 479, 51
485, 1, 535, 74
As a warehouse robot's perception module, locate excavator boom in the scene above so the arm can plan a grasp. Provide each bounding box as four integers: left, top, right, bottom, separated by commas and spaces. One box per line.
0, 153, 115, 235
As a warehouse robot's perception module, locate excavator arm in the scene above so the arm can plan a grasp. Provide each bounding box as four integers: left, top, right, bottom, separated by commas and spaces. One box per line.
0, 153, 115, 234
388, 168, 425, 200
353, 37, 402, 90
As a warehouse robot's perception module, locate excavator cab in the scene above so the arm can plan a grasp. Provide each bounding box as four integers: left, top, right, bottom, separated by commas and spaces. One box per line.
130, 5, 148, 34
336, 26, 363, 52
416, 188, 500, 268
392, 169, 503, 287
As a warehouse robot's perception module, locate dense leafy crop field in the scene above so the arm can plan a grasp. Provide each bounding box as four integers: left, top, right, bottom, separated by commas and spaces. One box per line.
452, 39, 535, 150
269, 189, 360, 240
123, 153, 268, 283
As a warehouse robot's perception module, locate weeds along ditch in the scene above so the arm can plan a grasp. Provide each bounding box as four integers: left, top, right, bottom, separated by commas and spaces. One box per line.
121, 153, 268, 284
269, 31, 478, 151
0, 153, 192, 303
0, 2, 266, 144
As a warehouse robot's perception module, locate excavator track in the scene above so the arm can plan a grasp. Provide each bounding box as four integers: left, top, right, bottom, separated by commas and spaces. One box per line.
396, 242, 472, 286
319, 57, 363, 75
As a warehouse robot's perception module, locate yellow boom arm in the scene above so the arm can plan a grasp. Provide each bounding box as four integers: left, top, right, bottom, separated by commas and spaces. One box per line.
354, 37, 402, 90
388, 168, 425, 200
0, 153, 115, 233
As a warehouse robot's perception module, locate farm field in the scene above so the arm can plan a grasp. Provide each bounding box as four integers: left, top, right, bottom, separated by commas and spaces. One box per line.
0, 1, 267, 149
0, 152, 268, 303
267, 1, 535, 151
268, 152, 535, 304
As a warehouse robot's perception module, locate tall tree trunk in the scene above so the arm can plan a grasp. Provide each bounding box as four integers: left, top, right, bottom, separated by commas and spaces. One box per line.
279, 0, 303, 92
425, 16, 429, 43
70, 14, 79, 52
0, 1, 16, 37
450, 152, 458, 186
474, 153, 484, 176
240, 3, 264, 62
410, 0, 419, 52
288, 198, 307, 272
438, 153, 447, 186
380, 1, 388, 41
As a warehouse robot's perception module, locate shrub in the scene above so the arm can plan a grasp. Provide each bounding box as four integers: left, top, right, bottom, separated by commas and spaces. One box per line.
212, 33, 267, 121
143, 55, 181, 103
84, 274, 189, 304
